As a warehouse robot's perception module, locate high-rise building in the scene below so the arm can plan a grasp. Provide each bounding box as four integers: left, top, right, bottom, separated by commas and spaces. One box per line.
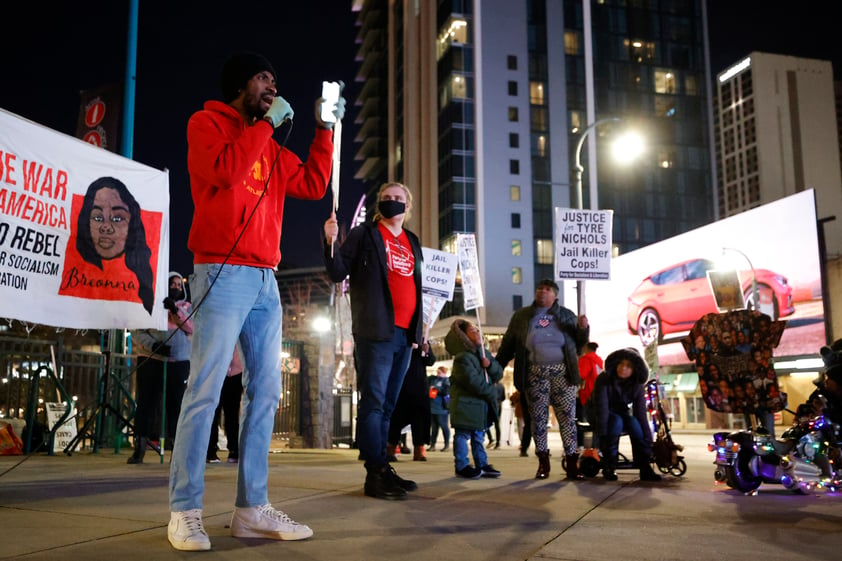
352, 0, 713, 330
714, 52, 842, 259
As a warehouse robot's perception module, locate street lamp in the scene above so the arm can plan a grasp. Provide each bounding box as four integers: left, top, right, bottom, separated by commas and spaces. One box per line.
312, 315, 331, 333
722, 247, 759, 311
572, 117, 642, 315
572, 118, 620, 211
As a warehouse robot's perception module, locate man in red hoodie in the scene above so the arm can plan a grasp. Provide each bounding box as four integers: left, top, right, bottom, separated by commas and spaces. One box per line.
167, 51, 344, 552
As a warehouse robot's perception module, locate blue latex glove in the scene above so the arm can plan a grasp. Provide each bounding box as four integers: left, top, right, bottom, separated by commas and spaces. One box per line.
316, 81, 346, 129
264, 96, 294, 128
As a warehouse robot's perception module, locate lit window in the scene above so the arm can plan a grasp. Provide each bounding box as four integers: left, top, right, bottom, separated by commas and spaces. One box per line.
508, 107, 519, 121
564, 31, 579, 55
530, 107, 547, 130
452, 74, 467, 99
512, 267, 523, 284
535, 239, 553, 265
510, 185, 521, 201
436, 17, 468, 59
655, 69, 677, 94
569, 110, 582, 134
512, 240, 522, 256
529, 82, 545, 105
627, 39, 656, 63
534, 134, 547, 157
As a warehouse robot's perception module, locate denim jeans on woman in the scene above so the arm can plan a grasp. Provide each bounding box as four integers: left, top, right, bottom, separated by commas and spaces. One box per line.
354, 328, 412, 471
169, 264, 282, 512
604, 410, 647, 443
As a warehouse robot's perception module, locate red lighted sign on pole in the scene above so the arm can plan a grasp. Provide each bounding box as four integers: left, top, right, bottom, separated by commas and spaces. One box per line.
75, 83, 122, 154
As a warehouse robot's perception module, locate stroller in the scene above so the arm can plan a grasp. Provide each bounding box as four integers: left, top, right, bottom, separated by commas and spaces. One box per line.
646, 379, 687, 477
573, 379, 686, 478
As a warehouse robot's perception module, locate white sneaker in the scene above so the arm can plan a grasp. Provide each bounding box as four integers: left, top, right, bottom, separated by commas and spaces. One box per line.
230, 504, 313, 541
168, 509, 211, 551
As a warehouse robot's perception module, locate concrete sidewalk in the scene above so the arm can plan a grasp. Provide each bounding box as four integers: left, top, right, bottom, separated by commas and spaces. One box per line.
1, 432, 839, 561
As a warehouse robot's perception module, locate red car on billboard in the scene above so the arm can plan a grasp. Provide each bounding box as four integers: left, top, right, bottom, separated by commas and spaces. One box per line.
627, 258, 795, 346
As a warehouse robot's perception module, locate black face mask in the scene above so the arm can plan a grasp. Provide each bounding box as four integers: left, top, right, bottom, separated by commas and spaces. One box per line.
168, 287, 185, 301
378, 200, 406, 219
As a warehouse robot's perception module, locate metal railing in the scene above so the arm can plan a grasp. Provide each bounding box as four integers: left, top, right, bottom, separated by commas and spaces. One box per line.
1, 335, 306, 452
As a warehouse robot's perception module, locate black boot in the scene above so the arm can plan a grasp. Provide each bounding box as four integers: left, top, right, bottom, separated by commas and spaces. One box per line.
633, 441, 662, 481
600, 435, 619, 481
639, 463, 662, 481
564, 453, 583, 480
364, 466, 408, 500
127, 436, 146, 464
535, 450, 550, 480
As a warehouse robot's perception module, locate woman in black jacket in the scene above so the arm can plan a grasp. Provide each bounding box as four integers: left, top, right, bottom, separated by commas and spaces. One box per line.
323, 182, 423, 501
495, 279, 589, 480
589, 348, 661, 482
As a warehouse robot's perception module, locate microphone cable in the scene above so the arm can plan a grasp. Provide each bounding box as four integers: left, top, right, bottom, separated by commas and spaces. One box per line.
132, 118, 294, 368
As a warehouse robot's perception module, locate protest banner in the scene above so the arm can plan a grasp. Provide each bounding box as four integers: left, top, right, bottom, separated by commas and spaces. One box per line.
421, 247, 458, 336
0, 108, 169, 329
554, 207, 613, 280
456, 234, 484, 311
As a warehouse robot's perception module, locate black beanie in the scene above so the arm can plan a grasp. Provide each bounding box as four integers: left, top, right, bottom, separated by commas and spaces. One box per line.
536, 278, 559, 294
220, 51, 277, 102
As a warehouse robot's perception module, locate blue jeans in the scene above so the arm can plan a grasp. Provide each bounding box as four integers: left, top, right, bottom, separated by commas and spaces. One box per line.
430, 412, 450, 447
604, 411, 646, 444
603, 411, 650, 466
169, 264, 282, 511
354, 329, 412, 471
453, 429, 488, 471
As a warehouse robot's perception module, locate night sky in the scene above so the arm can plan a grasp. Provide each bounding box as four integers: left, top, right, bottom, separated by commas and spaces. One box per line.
1, 1, 840, 275
1, 1, 363, 275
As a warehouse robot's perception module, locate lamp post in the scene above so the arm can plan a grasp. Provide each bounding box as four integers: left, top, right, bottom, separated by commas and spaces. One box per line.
571, 117, 621, 315
722, 247, 759, 311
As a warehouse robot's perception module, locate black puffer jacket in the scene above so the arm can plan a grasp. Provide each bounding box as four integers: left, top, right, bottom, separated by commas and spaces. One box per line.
444, 321, 503, 431
589, 348, 652, 445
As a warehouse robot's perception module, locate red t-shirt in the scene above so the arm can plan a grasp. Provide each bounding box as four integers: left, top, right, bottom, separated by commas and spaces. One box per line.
378, 222, 416, 329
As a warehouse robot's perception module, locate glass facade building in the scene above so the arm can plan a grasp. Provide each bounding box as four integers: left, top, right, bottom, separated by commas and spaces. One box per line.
352, 0, 713, 329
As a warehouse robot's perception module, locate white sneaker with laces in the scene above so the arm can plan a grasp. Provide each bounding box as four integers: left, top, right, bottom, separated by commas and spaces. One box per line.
230, 504, 313, 540
168, 509, 211, 551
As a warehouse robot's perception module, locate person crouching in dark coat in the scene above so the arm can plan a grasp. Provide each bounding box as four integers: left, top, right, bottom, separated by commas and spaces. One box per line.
589, 348, 661, 482
445, 319, 504, 479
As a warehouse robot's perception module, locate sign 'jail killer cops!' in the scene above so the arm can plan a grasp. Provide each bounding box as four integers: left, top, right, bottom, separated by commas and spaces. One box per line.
554, 208, 614, 281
